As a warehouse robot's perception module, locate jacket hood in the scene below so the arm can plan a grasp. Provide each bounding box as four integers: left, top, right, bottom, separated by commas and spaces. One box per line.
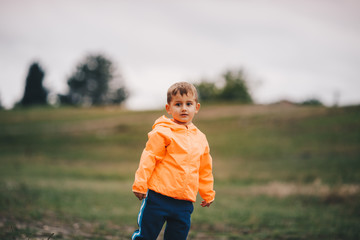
152, 115, 197, 131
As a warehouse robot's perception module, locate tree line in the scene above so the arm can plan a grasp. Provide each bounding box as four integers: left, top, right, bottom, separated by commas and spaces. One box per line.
17, 53, 255, 108
12, 52, 323, 109
18, 53, 128, 108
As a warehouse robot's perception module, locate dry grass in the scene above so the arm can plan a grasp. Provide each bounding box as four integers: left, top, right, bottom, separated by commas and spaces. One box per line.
230, 180, 360, 198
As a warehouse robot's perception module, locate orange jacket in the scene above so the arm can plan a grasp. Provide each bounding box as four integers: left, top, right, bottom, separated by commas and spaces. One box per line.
132, 116, 215, 203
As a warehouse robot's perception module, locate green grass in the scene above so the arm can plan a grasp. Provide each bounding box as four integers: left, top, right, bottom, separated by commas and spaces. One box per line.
0, 104, 359, 239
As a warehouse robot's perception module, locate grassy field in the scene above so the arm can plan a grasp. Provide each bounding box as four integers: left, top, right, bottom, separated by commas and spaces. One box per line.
0, 104, 359, 239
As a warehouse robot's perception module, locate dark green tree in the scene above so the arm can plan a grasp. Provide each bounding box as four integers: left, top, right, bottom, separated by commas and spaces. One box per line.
66, 54, 127, 106
195, 68, 253, 104
220, 69, 252, 103
300, 98, 323, 106
194, 80, 218, 102
109, 87, 128, 104
20, 62, 48, 106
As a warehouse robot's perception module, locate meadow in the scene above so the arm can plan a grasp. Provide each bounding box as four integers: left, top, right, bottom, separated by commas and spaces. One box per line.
0, 104, 359, 239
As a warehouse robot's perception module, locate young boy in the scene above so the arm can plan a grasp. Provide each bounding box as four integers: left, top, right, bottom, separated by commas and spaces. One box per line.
132, 82, 215, 240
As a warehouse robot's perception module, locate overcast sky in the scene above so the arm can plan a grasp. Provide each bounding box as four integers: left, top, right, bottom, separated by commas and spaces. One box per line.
1, 0, 359, 110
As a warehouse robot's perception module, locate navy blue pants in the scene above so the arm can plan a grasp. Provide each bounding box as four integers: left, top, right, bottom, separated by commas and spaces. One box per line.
132, 190, 194, 240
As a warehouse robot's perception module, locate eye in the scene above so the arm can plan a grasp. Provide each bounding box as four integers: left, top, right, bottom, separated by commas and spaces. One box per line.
187, 102, 193, 106
175, 103, 181, 107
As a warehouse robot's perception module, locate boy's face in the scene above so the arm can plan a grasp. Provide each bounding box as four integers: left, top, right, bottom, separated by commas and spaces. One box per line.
166, 92, 200, 126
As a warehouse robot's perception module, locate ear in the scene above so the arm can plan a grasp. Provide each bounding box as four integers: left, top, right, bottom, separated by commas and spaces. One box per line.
165, 104, 171, 115
195, 103, 201, 113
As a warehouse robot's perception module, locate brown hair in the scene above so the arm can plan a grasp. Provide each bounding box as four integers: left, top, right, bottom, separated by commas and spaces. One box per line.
167, 82, 198, 104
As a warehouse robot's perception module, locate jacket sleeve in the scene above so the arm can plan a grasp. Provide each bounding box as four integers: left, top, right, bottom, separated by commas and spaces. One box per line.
198, 140, 215, 203
132, 129, 169, 194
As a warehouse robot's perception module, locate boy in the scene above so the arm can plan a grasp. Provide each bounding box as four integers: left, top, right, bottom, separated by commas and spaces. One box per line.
132, 82, 215, 240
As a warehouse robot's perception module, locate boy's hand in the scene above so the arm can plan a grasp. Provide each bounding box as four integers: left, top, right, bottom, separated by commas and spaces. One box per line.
201, 200, 212, 207
133, 192, 146, 200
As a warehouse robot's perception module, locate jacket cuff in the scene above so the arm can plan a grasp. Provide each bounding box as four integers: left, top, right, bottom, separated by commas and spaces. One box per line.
132, 185, 147, 195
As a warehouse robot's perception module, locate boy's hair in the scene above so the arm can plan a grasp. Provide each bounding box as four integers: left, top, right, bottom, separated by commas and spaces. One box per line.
167, 82, 198, 104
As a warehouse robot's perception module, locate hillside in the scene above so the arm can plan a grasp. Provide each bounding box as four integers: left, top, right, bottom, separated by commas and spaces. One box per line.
0, 104, 359, 239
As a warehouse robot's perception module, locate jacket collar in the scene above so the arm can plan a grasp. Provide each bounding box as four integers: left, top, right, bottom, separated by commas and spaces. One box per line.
153, 115, 197, 131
